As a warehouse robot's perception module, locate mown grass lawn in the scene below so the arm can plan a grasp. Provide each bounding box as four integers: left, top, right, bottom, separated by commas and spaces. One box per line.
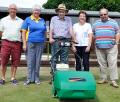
0, 67, 120, 102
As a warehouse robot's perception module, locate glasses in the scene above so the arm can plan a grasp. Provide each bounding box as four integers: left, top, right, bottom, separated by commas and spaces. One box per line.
9, 8, 17, 10
100, 14, 107, 16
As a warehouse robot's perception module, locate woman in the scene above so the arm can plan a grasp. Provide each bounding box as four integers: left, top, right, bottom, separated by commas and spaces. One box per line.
72, 10, 93, 71
21, 5, 46, 85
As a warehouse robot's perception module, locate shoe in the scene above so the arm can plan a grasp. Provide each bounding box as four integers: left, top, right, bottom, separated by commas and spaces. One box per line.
24, 80, 31, 85
110, 81, 119, 88
49, 80, 52, 84
35, 81, 41, 85
11, 79, 18, 85
49, 79, 52, 84
0, 79, 5, 85
97, 79, 108, 84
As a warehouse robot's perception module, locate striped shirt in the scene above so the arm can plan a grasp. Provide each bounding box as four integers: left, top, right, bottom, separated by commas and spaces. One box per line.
93, 18, 120, 48
50, 16, 72, 38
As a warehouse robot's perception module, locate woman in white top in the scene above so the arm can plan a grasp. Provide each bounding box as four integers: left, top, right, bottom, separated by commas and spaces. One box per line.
72, 10, 93, 71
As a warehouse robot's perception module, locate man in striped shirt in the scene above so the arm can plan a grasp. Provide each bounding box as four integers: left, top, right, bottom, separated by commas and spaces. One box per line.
93, 8, 120, 88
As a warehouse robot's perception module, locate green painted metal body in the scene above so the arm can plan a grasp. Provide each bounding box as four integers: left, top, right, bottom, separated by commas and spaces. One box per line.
52, 70, 96, 99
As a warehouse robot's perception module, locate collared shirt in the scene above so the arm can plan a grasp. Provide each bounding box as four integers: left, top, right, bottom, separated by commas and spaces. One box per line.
30, 15, 40, 23
73, 22, 92, 46
50, 16, 72, 38
0, 15, 23, 42
93, 18, 120, 48
21, 15, 46, 42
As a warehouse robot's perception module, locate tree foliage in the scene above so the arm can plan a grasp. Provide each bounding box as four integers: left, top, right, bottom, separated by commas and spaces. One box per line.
43, 0, 120, 12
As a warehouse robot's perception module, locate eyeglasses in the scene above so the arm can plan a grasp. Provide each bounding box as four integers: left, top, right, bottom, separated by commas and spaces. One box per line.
9, 8, 17, 10
100, 14, 107, 16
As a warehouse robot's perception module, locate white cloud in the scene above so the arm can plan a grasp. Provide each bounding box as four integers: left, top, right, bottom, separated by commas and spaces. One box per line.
0, 0, 47, 8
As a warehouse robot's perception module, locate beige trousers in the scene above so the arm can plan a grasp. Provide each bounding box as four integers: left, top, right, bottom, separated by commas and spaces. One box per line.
96, 45, 119, 81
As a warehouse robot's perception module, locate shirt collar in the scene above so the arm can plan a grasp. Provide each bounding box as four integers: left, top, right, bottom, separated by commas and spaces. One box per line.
30, 15, 40, 22
100, 18, 110, 22
57, 16, 66, 21
8, 15, 18, 20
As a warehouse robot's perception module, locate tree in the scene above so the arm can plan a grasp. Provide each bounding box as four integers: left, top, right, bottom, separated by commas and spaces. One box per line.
43, 0, 120, 12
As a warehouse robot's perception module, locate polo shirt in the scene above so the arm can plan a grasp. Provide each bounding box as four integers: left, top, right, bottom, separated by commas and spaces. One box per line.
0, 15, 23, 42
93, 18, 120, 48
21, 15, 46, 42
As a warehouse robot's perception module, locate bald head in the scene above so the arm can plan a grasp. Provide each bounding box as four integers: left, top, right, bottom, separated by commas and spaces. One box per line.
100, 8, 108, 14
8, 3, 17, 10
99, 8, 109, 22
8, 4, 18, 19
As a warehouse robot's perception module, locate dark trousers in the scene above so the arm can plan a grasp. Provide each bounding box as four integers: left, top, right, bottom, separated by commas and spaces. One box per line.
75, 46, 90, 71
51, 39, 69, 72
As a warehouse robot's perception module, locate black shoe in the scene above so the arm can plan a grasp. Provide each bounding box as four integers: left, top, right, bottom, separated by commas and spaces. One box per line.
0, 79, 5, 85
49, 79, 52, 84
11, 79, 18, 85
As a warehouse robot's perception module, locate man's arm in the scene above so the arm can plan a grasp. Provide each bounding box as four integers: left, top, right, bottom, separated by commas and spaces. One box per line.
114, 21, 120, 45
0, 31, 2, 38
49, 29, 55, 44
49, 17, 55, 44
115, 32, 120, 44
21, 30, 27, 51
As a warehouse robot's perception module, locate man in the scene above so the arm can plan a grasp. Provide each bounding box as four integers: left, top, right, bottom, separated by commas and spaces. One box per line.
0, 4, 23, 85
49, 3, 73, 72
93, 8, 120, 88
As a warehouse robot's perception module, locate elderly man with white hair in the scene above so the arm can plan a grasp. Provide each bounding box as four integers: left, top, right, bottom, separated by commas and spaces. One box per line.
21, 4, 47, 85
0, 3, 23, 85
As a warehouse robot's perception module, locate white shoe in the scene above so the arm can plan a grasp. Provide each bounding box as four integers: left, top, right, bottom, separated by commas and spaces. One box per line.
110, 81, 119, 88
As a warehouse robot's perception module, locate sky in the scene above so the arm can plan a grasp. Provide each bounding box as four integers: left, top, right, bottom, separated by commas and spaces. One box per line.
0, 0, 48, 8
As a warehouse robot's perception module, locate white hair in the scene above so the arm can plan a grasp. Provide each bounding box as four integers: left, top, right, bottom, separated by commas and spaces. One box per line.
8, 3, 18, 10
32, 4, 41, 12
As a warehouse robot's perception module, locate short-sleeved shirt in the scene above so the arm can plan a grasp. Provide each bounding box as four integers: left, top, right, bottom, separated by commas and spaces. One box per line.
73, 22, 92, 46
50, 16, 72, 38
0, 15, 23, 42
93, 18, 120, 48
21, 15, 46, 42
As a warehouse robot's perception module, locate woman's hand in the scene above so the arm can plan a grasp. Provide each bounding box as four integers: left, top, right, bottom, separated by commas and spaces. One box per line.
85, 46, 90, 52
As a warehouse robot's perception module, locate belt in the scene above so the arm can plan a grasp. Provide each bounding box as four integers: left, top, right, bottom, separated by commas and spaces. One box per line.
53, 37, 71, 40
2, 39, 21, 43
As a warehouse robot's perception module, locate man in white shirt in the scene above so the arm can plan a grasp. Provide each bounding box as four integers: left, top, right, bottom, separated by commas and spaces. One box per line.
0, 4, 23, 85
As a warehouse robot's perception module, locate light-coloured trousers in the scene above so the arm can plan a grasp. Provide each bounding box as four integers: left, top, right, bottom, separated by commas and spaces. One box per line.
96, 45, 118, 81
26, 42, 44, 82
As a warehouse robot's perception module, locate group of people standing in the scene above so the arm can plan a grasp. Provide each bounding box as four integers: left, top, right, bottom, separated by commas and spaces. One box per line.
0, 3, 119, 88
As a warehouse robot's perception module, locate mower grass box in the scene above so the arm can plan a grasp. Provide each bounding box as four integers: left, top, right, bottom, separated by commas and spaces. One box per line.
52, 70, 96, 99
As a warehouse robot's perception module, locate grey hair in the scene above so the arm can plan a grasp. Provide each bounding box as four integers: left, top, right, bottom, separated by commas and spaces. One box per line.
32, 4, 41, 12
99, 8, 109, 14
8, 3, 18, 10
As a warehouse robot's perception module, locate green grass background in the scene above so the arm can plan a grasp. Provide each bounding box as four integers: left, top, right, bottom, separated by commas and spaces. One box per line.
0, 67, 120, 102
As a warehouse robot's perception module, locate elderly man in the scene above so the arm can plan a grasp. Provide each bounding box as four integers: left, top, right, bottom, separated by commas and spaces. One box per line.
93, 8, 120, 88
0, 4, 23, 85
49, 3, 73, 72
